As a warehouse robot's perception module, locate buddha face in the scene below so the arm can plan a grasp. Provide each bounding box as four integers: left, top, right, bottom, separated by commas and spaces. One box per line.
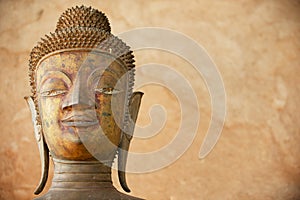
36, 50, 129, 161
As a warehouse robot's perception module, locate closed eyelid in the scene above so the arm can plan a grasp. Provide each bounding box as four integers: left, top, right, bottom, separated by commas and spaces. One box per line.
38, 71, 72, 92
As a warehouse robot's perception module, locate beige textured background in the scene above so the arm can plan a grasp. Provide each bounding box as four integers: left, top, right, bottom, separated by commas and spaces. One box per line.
0, 0, 299, 200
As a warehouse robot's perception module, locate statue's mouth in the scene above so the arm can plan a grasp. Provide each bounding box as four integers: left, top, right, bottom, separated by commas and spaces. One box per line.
61, 112, 99, 127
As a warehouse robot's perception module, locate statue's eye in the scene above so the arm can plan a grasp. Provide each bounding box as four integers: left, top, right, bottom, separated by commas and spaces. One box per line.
39, 78, 69, 97
40, 89, 68, 97
95, 88, 122, 95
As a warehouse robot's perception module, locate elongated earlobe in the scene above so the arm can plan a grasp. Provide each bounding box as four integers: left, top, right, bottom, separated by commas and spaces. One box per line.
25, 96, 49, 194
118, 92, 143, 193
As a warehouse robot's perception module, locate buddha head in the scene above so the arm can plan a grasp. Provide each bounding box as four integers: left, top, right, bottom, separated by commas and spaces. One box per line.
26, 5, 142, 195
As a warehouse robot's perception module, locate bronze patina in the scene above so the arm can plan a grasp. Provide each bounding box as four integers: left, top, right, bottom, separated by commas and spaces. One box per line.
26, 5, 143, 200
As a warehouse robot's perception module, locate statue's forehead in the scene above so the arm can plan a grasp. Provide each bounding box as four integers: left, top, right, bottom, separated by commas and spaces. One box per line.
36, 51, 128, 86
37, 51, 125, 73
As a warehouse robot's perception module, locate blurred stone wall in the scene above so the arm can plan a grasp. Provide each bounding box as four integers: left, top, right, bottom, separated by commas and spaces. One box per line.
0, 0, 299, 199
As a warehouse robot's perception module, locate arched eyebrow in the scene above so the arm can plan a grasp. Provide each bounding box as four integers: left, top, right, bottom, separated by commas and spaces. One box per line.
89, 68, 104, 81
37, 71, 72, 92
87, 68, 120, 87
85, 66, 106, 80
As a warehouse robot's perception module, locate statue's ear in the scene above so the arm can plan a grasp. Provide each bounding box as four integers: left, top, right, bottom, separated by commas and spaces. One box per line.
25, 96, 49, 195
118, 91, 143, 193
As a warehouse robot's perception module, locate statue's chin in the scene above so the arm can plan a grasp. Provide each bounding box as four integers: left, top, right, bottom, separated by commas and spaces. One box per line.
62, 134, 82, 144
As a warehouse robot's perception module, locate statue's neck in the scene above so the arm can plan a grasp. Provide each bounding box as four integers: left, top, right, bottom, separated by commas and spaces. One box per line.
35, 158, 143, 199
51, 158, 114, 191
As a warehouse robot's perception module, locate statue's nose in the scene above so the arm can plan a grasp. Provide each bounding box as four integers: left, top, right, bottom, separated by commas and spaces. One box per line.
62, 77, 95, 109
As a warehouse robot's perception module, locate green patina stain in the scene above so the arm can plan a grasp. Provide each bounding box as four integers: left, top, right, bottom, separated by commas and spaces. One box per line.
102, 112, 111, 116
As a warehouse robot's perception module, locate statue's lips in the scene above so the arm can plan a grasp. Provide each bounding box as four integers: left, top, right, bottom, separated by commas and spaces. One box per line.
61, 115, 99, 127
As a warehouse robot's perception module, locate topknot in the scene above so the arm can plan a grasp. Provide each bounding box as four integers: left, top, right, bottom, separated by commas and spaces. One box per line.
56, 5, 111, 32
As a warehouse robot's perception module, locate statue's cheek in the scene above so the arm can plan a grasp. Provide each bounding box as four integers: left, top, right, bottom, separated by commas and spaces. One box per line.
39, 97, 63, 123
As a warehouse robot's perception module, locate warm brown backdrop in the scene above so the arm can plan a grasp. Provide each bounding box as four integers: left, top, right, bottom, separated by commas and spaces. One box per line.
0, 0, 299, 200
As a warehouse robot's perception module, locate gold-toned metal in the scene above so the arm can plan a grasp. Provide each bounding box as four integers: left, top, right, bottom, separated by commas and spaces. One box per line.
26, 5, 143, 200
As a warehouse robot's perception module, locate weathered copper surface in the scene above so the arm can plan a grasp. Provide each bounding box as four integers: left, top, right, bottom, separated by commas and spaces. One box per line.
26, 5, 143, 200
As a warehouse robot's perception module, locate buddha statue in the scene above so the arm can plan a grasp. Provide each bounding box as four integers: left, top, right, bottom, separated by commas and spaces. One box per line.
25, 5, 143, 200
